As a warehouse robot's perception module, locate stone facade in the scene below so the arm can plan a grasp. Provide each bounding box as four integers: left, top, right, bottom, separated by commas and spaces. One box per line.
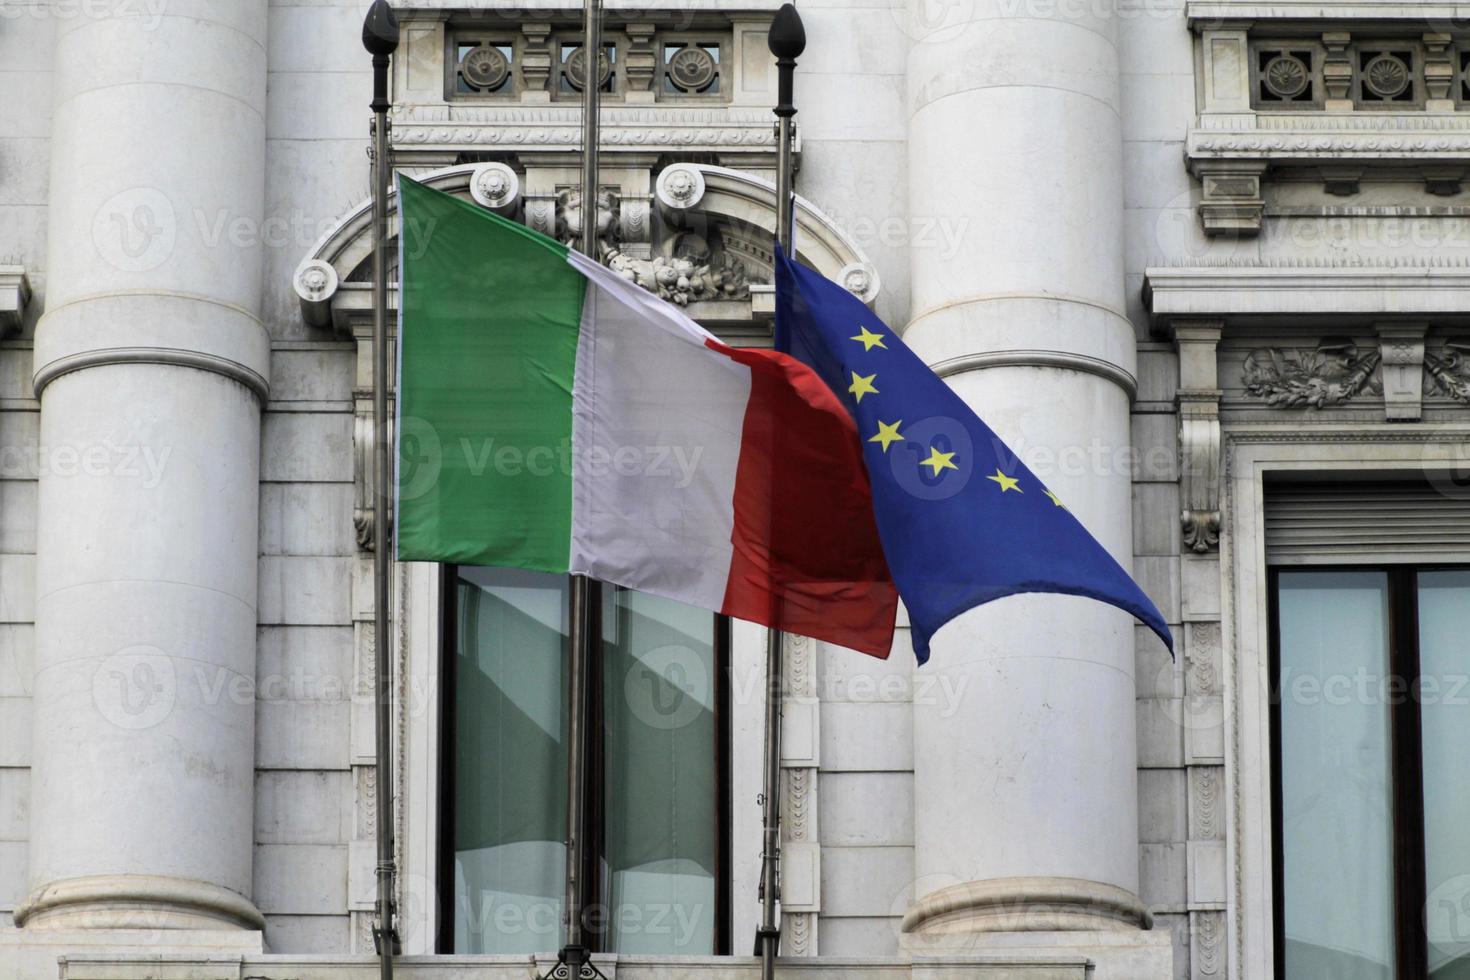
1, 1, 1468, 978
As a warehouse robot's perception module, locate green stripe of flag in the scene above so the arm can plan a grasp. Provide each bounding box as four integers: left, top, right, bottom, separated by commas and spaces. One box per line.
396, 175, 585, 571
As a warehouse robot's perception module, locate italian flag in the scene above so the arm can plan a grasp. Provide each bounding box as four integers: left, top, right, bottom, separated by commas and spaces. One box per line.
395, 176, 897, 657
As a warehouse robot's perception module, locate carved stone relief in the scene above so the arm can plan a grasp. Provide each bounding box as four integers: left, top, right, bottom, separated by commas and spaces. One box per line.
1240, 340, 1381, 408
1425, 341, 1470, 403
1175, 322, 1224, 554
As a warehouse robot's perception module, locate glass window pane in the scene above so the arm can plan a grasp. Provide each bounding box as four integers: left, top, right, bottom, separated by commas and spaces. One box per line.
601, 588, 718, 954
452, 566, 568, 954
1419, 570, 1470, 979
1277, 570, 1394, 980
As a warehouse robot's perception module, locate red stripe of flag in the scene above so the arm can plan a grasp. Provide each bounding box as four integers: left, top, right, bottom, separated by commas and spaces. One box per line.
706, 339, 898, 659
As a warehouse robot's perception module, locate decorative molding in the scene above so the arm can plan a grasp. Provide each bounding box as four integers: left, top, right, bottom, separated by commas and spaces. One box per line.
1189, 127, 1470, 158
0, 266, 30, 336
1424, 339, 1470, 403
1376, 322, 1428, 421
1145, 265, 1470, 320
31, 347, 270, 403
1195, 161, 1267, 236
1173, 321, 1224, 554
390, 104, 785, 155
522, 22, 553, 96
929, 350, 1137, 398
624, 22, 657, 95
786, 911, 815, 956
1187, 2, 1470, 23
1186, 623, 1222, 699
295, 163, 879, 338
1240, 340, 1382, 408
1193, 909, 1225, 977
1189, 767, 1225, 841
353, 407, 378, 552
469, 162, 521, 212
901, 877, 1152, 934
780, 631, 819, 932
14, 874, 266, 931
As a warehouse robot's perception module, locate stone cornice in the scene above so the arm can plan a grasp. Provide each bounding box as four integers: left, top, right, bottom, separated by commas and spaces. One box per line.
391, 103, 786, 154
1186, 1, 1470, 23
1188, 122, 1470, 164
1146, 265, 1470, 318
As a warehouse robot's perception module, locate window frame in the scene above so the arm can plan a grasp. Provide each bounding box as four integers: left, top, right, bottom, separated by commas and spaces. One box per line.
435, 565, 733, 956
1267, 563, 1459, 979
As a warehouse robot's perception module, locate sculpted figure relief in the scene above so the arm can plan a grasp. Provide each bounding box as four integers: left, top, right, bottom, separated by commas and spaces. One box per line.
555, 188, 750, 306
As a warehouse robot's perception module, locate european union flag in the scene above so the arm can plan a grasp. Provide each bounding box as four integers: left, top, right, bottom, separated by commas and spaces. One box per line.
775, 251, 1174, 664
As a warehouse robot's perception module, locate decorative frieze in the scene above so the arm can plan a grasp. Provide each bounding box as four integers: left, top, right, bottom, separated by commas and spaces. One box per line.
1240, 340, 1381, 408
390, 103, 783, 155
1425, 340, 1470, 401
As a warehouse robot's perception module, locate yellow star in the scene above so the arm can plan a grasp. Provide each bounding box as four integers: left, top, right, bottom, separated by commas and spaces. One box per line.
850, 326, 887, 352
868, 420, 905, 453
920, 446, 958, 476
848, 371, 879, 403
987, 469, 1022, 493
1043, 489, 1067, 509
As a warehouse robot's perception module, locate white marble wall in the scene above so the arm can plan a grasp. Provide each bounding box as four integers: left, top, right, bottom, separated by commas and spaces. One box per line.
0, 6, 51, 933
814, 635, 915, 956
249, 0, 388, 951
786, 0, 916, 956
255, 343, 359, 953
1118, 4, 1201, 978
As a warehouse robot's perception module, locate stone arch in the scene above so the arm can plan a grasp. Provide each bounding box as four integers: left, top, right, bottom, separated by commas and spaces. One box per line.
292, 161, 879, 334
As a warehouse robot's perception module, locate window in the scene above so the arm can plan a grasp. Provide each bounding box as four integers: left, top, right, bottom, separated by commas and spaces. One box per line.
439, 566, 731, 956
1271, 567, 1470, 979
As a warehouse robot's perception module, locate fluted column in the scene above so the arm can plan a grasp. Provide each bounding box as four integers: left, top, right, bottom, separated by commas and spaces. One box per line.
902, 1, 1146, 938
17, 1, 269, 931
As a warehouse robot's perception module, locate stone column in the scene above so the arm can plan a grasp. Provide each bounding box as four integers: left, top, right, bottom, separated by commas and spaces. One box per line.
901, 0, 1153, 946
17, 1, 269, 931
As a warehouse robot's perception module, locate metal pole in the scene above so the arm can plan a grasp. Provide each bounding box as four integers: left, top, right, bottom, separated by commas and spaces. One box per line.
558, 0, 602, 977
760, 9, 804, 979
362, 3, 400, 978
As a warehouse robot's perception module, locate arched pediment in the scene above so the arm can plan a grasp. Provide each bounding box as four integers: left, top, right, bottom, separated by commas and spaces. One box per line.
293, 162, 879, 340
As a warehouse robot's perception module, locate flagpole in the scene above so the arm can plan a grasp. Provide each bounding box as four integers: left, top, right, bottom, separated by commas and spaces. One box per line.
362, 3, 400, 979
759, 7, 805, 980
556, 0, 603, 976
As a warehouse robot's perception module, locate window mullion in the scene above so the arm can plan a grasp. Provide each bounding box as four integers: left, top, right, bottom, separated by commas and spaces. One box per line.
1390, 568, 1428, 980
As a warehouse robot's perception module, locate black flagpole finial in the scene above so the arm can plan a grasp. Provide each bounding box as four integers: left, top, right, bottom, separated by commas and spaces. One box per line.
362, 0, 400, 56
768, 3, 806, 61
